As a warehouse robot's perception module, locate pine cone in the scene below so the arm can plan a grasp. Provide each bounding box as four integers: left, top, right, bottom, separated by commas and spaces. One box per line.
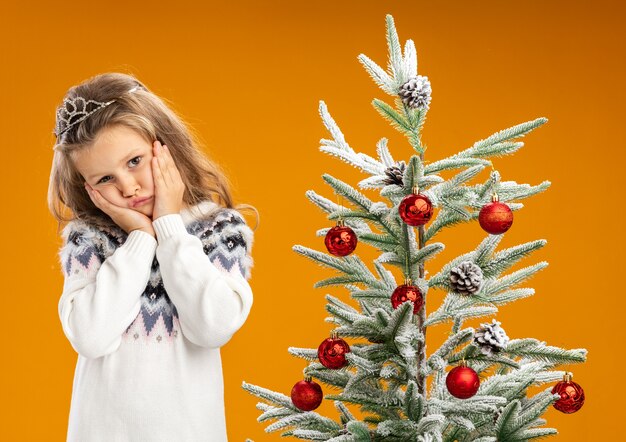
399, 75, 432, 110
382, 161, 406, 186
449, 261, 483, 295
474, 319, 510, 356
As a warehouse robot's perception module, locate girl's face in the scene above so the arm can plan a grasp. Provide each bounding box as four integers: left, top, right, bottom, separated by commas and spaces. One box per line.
73, 125, 156, 219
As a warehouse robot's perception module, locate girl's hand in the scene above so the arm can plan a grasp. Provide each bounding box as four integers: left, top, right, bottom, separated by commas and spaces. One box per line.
85, 184, 156, 237
151, 140, 185, 221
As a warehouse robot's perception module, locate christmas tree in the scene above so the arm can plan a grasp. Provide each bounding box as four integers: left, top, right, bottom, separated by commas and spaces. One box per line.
242, 14, 587, 441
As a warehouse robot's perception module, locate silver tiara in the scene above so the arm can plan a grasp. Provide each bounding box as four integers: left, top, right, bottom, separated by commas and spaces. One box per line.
53, 85, 141, 138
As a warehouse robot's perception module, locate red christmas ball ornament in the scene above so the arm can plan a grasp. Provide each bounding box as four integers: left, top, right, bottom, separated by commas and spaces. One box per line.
390, 278, 424, 314
324, 219, 358, 256
446, 361, 480, 399
398, 187, 433, 226
479, 193, 513, 235
317, 331, 351, 369
291, 376, 323, 411
552, 372, 585, 414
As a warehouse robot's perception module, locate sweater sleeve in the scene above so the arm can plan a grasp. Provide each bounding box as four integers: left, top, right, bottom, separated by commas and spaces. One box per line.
153, 208, 254, 349
57, 222, 158, 359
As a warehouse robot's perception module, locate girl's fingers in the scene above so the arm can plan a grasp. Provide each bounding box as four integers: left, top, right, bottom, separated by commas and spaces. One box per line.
159, 144, 174, 185
153, 156, 165, 188
163, 145, 183, 187
162, 145, 183, 181
152, 142, 162, 182
92, 189, 105, 207
85, 185, 97, 204
154, 141, 184, 195
88, 187, 114, 213
155, 142, 175, 188
85, 184, 130, 221
153, 155, 161, 177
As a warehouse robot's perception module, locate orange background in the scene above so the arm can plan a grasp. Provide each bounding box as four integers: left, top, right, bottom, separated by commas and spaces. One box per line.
1, 1, 624, 440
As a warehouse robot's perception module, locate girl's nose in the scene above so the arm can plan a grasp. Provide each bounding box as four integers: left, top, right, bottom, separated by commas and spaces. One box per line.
119, 180, 140, 198
124, 188, 139, 198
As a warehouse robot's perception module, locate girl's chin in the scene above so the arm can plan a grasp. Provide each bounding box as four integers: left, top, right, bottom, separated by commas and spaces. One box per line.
135, 206, 154, 220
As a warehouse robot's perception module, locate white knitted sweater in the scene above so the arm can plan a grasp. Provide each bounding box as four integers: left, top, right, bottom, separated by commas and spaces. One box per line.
57, 201, 254, 442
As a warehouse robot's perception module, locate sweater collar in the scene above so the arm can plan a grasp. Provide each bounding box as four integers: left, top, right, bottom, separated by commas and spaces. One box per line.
179, 200, 220, 225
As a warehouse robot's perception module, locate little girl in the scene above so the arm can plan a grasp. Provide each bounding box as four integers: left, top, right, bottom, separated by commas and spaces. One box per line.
48, 72, 258, 442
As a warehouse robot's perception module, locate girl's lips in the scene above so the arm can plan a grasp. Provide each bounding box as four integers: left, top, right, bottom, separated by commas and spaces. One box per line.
133, 196, 153, 207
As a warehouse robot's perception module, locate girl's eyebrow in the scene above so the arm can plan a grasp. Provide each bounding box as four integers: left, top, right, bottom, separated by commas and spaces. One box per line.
87, 150, 144, 181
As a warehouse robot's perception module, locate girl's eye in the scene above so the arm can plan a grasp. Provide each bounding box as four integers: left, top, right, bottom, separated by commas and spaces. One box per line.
96, 156, 142, 184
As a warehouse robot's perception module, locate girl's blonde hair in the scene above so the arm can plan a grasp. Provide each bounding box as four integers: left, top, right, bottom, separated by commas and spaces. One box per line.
48, 72, 259, 235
